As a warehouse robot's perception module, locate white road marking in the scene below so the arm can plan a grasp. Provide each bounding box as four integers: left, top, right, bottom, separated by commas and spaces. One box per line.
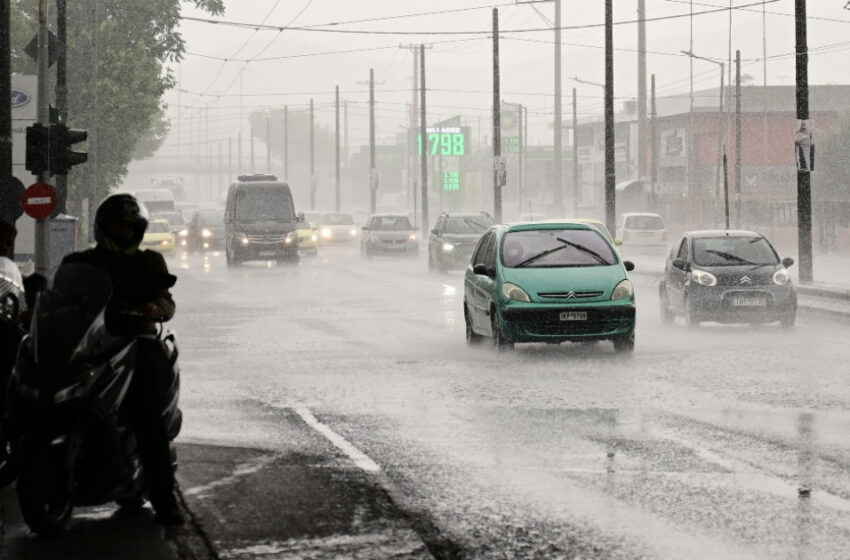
294, 406, 381, 473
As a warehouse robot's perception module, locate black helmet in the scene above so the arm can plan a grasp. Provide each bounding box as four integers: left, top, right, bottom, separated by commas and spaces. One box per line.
94, 194, 149, 254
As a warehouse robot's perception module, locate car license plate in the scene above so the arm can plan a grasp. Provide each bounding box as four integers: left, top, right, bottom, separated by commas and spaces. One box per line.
258, 251, 276, 257
732, 297, 767, 307
560, 312, 587, 321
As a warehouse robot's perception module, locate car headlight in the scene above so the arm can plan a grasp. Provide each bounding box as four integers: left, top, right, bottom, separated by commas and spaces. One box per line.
321, 228, 332, 239
160, 240, 171, 247
311, 233, 318, 242
502, 282, 531, 302
178, 229, 188, 237
773, 268, 791, 286
611, 279, 634, 301
691, 269, 717, 286
442, 242, 455, 252
201, 228, 212, 238
284, 232, 296, 244
350, 228, 358, 237
239, 234, 250, 246
409, 233, 417, 241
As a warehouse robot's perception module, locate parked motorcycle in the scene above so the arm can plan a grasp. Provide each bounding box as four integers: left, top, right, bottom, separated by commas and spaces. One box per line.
0, 257, 26, 488
8, 262, 182, 534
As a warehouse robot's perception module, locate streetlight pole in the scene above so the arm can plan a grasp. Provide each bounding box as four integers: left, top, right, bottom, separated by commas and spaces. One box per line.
682, 50, 725, 225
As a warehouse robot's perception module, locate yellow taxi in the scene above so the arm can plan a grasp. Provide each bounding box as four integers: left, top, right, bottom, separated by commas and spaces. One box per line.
140, 219, 176, 256
296, 220, 318, 256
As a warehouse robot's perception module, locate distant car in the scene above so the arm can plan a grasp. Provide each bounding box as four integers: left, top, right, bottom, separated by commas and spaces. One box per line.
187, 208, 225, 251
319, 212, 359, 243
659, 230, 797, 328
140, 219, 176, 256
360, 213, 419, 258
616, 212, 666, 245
557, 218, 620, 247
302, 211, 321, 228
464, 221, 636, 354
428, 212, 494, 272
295, 219, 318, 256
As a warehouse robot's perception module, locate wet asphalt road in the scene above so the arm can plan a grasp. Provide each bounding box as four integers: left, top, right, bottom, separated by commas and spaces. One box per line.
2, 243, 850, 559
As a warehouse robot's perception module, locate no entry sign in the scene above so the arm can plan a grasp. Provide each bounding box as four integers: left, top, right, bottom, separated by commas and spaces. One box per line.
22, 182, 57, 220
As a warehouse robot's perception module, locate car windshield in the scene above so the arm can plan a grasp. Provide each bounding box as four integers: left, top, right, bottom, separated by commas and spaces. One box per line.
236, 188, 295, 222
446, 215, 493, 234
371, 216, 413, 231
322, 213, 354, 226
147, 221, 171, 233
624, 215, 664, 230
692, 237, 779, 267
198, 211, 223, 227
502, 228, 617, 268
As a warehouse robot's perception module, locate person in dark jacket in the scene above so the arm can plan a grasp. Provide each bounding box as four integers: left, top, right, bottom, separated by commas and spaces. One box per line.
62, 193, 183, 525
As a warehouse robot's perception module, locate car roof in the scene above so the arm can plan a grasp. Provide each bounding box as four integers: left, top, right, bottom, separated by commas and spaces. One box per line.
368, 213, 410, 218
685, 229, 764, 239
504, 221, 595, 233
149, 219, 170, 224
620, 212, 662, 218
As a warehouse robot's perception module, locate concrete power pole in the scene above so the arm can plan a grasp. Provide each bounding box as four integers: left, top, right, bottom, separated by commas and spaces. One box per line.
637, 0, 647, 184
335, 85, 340, 211
419, 45, 428, 239
604, 0, 616, 235
795, 0, 812, 282
553, 0, 562, 214
35, 0, 51, 275
310, 98, 315, 210
369, 69, 376, 214
492, 8, 502, 223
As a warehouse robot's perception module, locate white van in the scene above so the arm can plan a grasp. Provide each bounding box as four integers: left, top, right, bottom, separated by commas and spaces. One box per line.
616, 212, 667, 245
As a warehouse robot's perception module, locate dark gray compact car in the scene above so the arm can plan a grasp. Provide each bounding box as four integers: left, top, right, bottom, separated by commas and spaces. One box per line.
360, 213, 419, 258
428, 212, 494, 272
659, 230, 797, 328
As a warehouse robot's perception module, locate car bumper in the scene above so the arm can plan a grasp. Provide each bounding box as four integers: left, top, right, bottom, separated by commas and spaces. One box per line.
234, 244, 299, 261
686, 285, 797, 323
499, 302, 636, 342
367, 241, 419, 255
437, 247, 475, 269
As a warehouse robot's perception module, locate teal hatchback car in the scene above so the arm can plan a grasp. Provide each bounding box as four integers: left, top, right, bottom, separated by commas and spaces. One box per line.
463, 222, 636, 354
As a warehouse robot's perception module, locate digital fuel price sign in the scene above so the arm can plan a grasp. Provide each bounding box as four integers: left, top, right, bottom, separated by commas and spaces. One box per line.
415, 126, 469, 156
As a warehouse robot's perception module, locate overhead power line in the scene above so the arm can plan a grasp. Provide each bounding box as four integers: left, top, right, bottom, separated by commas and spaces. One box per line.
179, 0, 779, 35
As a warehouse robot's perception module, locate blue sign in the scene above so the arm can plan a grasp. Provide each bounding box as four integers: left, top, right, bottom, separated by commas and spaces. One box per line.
11, 88, 31, 108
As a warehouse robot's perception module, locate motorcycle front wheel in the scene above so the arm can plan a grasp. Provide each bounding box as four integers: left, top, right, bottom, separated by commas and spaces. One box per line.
17, 436, 75, 535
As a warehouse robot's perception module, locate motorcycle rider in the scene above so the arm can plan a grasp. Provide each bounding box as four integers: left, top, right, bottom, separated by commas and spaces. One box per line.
61, 194, 183, 525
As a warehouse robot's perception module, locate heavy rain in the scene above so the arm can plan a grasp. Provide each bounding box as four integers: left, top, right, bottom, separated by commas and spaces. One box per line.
2, 1, 850, 559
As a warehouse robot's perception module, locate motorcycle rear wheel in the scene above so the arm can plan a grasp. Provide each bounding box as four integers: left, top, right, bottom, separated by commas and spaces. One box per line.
17, 438, 74, 535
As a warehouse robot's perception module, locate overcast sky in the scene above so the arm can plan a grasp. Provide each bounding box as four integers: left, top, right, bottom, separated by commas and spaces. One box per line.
166, 0, 850, 151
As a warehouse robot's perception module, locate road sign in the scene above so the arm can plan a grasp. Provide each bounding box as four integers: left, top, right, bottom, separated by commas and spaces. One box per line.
24, 31, 61, 68
22, 182, 57, 220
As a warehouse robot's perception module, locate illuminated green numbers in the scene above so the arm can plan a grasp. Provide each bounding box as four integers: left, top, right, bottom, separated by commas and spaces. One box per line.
417, 133, 466, 156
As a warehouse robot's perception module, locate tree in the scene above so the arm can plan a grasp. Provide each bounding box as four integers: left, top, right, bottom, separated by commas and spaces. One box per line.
11, 0, 224, 209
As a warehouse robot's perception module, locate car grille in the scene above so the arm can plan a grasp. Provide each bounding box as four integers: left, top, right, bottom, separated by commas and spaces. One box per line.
537, 291, 604, 300
246, 233, 287, 245
503, 306, 634, 336
720, 290, 775, 308
380, 239, 409, 245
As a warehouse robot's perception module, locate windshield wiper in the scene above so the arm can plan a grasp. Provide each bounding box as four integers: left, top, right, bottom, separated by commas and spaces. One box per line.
705, 249, 755, 265
462, 217, 487, 232
515, 236, 612, 268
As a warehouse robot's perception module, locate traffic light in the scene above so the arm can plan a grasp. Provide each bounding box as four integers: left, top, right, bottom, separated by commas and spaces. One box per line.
49, 123, 88, 175
25, 123, 50, 174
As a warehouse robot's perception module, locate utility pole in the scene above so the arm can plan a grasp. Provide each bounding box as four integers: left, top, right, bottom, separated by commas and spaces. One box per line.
250, 123, 255, 172
492, 8, 502, 223
335, 85, 340, 211
795, 0, 812, 282
228, 136, 232, 185
310, 98, 315, 210
237, 131, 242, 176
637, 0, 647, 183
0, 0, 11, 227
218, 142, 222, 200
284, 105, 288, 180
55, 0, 67, 215
553, 0, 562, 214
517, 102, 524, 216
34, 0, 51, 274
572, 88, 579, 213
369, 68, 376, 214
651, 74, 658, 200
735, 49, 742, 228
604, 0, 616, 236
419, 45, 428, 239
266, 117, 270, 173
88, 0, 99, 241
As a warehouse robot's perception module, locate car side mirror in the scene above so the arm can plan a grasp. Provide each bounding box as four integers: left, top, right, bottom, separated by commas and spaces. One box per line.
431, 228, 439, 235
623, 261, 635, 272
473, 263, 492, 277
614, 237, 623, 246
782, 257, 795, 268
297, 211, 305, 222
672, 258, 687, 270
361, 226, 369, 231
